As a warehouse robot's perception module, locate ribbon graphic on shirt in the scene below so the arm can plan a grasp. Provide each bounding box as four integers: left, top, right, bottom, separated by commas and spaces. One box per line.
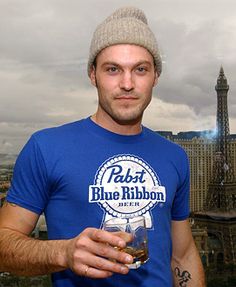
89, 154, 166, 229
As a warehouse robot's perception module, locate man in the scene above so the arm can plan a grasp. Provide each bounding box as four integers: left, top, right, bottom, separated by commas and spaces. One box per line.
0, 6, 205, 287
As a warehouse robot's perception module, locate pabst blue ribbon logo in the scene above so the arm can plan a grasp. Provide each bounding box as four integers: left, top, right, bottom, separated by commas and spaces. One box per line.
89, 154, 166, 228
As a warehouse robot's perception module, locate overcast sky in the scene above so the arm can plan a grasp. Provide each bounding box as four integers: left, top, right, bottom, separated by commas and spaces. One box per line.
0, 0, 235, 154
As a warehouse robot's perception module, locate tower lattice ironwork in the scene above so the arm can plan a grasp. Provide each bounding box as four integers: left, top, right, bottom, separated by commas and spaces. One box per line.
194, 68, 236, 266
206, 67, 236, 212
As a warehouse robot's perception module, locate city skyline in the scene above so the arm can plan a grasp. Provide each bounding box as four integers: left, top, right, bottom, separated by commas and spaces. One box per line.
0, 0, 236, 155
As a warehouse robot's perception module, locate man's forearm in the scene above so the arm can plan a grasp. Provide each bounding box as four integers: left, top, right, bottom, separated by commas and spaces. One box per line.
171, 243, 206, 287
0, 228, 68, 276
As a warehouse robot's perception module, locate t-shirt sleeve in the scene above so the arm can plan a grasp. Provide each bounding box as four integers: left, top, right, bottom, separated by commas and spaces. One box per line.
6, 134, 49, 215
171, 150, 190, 221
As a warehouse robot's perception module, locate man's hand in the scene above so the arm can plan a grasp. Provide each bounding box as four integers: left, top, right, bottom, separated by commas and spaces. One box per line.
65, 228, 133, 278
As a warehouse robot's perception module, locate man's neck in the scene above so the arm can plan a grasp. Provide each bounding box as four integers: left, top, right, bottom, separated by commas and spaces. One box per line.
91, 113, 142, 135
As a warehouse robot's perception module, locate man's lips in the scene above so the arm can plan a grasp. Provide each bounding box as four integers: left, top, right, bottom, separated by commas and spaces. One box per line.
115, 95, 138, 100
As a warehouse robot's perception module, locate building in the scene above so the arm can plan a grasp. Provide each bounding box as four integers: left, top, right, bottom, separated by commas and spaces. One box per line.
175, 135, 215, 212
193, 67, 236, 266
159, 68, 236, 268
167, 133, 236, 212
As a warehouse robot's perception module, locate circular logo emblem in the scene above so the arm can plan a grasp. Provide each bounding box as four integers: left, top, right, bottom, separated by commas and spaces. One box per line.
89, 154, 166, 218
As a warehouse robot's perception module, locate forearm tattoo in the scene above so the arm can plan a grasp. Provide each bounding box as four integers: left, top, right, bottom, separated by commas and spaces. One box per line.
174, 267, 192, 287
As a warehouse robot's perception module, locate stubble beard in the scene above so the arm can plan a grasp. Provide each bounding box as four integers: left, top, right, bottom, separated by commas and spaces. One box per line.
94, 75, 152, 126
99, 91, 151, 126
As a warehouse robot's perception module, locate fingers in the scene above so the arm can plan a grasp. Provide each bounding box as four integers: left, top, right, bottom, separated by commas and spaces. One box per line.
82, 265, 113, 279
81, 241, 132, 271
75, 229, 133, 266
89, 241, 132, 263
88, 228, 130, 249
88, 228, 126, 248
72, 262, 113, 279
76, 249, 130, 276
67, 228, 133, 278
85, 228, 133, 265
112, 231, 133, 244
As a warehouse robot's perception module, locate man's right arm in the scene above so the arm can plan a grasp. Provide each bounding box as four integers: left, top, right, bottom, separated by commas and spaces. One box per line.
0, 201, 69, 276
0, 201, 133, 278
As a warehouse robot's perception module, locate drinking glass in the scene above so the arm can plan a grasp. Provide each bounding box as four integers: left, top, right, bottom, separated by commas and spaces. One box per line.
103, 216, 149, 269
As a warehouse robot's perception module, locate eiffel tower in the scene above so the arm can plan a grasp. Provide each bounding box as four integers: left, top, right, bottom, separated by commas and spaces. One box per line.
194, 67, 236, 266
206, 67, 236, 212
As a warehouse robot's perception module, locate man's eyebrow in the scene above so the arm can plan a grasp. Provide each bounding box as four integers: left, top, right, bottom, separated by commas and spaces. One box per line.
101, 61, 120, 67
134, 60, 153, 66
101, 60, 153, 67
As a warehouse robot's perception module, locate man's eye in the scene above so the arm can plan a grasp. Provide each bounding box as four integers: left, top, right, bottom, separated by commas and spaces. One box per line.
136, 67, 147, 73
107, 67, 118, 73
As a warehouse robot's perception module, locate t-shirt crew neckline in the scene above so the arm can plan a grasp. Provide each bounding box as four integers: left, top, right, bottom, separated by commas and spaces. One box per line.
83, 116, 147, 144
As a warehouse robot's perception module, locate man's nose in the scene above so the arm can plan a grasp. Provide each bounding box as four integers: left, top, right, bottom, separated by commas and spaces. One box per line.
119, 71, 134, 91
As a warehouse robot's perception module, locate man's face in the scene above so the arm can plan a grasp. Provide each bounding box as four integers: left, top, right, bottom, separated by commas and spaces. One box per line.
90, 44, 158, 126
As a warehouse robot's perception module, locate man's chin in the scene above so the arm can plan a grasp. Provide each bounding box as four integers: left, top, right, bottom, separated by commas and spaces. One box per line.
112, 113, 143, 126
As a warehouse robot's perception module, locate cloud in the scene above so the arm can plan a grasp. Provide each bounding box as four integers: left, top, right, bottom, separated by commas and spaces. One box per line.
143, 97, 216, 133
155, 19, 236, 114
0, 0, 235, 154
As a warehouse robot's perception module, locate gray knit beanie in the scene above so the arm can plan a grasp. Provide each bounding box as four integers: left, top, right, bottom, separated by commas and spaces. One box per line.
87, 6, 162, 76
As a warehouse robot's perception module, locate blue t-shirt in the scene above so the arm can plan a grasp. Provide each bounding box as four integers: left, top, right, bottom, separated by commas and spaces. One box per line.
7, 117, 190, 287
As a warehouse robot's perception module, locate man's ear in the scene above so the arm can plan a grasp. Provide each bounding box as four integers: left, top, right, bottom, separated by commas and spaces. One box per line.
153, 70, 159, 87
90, 66, 97, 87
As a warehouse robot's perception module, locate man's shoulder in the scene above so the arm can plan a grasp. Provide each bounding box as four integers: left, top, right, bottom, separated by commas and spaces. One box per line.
144, 127, 188, 157
144, 127, 182, 147
32, 118, 87, 140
